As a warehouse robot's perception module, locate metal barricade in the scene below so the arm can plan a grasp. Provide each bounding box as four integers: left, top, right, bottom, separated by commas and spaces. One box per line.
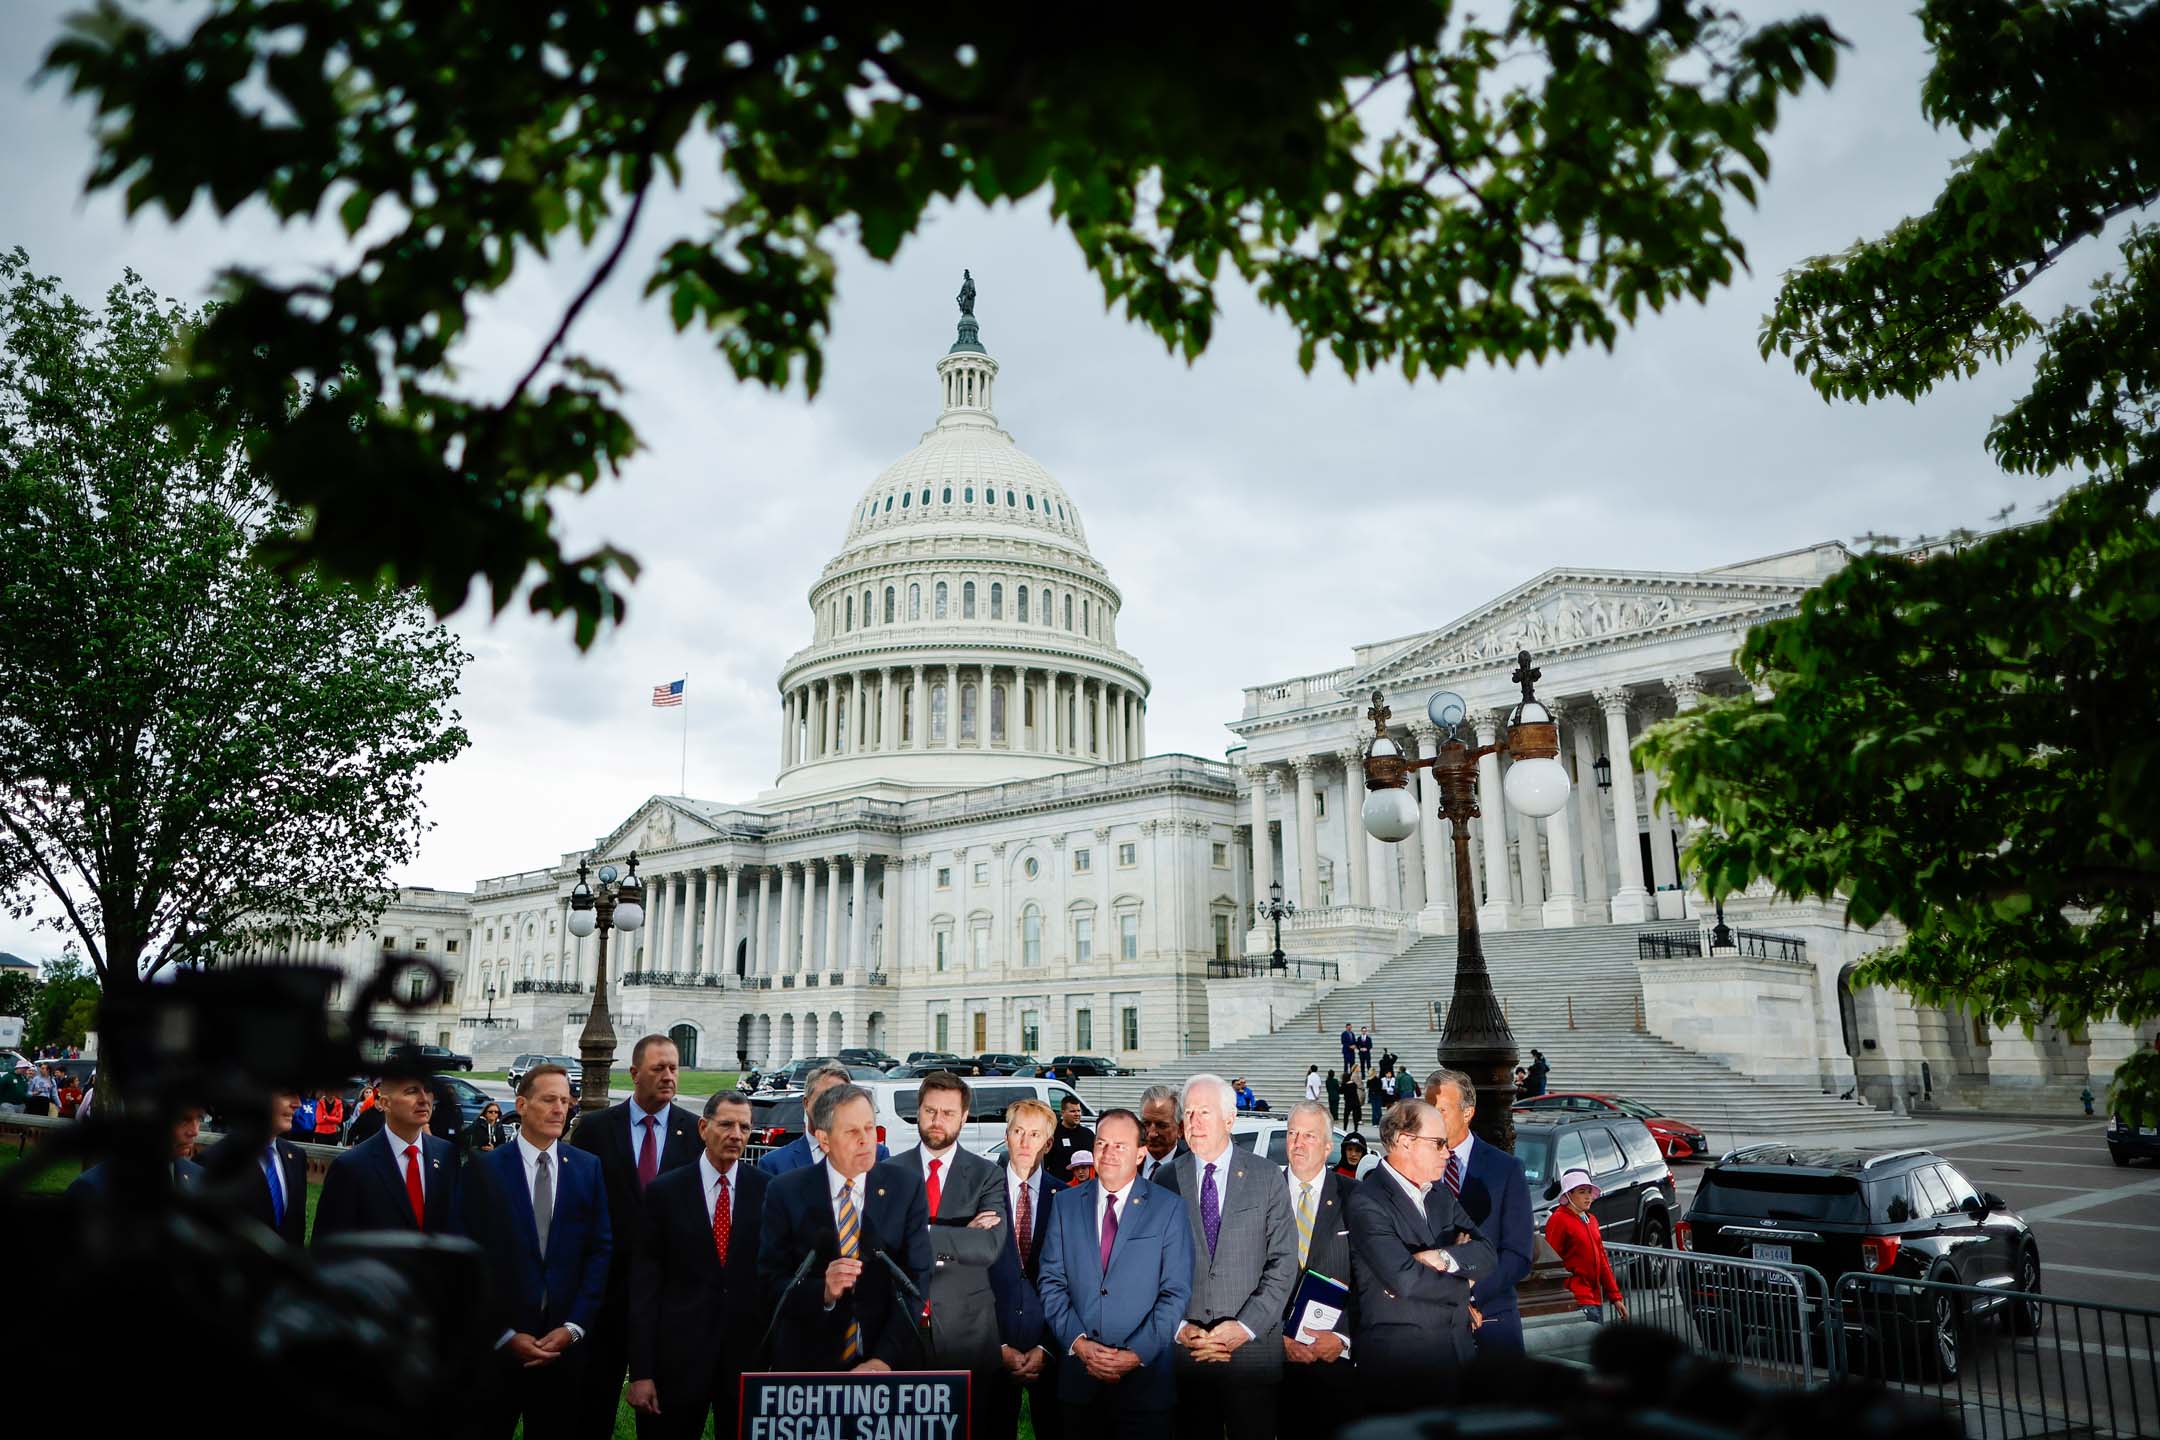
1835, 1272, 2160, 1439
1606, 1241, 1835, 1385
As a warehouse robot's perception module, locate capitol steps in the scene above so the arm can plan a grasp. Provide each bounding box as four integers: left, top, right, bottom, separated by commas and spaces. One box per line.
1088, 922, 1919, 1145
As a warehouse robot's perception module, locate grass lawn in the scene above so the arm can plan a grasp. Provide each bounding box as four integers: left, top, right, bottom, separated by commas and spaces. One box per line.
467, 1070, 741, 1097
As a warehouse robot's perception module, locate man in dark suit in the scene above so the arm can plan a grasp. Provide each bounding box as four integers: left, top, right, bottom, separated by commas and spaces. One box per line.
757, 1082, 933, 1372
241, 1090, 311, 1245
67, 1106, 204, 1196
313, 1073, 462, 1240
1136, 1085, 1185, 1184
907, 1070, 1009, 1394
625, 1089, 769, 1440
1280, 1101, 1359, 1440
758, 1064, 889, 1176
1424, 1067, 1533, 1353
1039, 1108, 1192, 1438
986, 1097, 1061, 1440
1345, 1100, 1496, 1413
460, 1063, 613, 1440
1153, 1074, 1300, 1439
568, 1034, 702, 1438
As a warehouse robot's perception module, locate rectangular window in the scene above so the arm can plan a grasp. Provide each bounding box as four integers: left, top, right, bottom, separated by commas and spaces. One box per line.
936, 867, 952, 890
1119, 913, 1138, 961
414, 937, 428, 951
973, 1012, 988, 1051
1075, 1008, 1093, 1051
1023, 910, 1042, 966
971, 927, 989, 971
935, 931, 950, 972
934, 1012, 950, 1050
446, 939, 459, 953
1213, 913, 1231, 960
1074, 916, 1093, 963
382, 935, 397, 948
1022, 1010, 1041, 1052
1314, 790, 1327, 818
1117, 842, 1136, 867
1212, 842, 1228, 868
973, 862, 989, 885
1073, 848, 1091, 873
1121, 1006, 1139, 1051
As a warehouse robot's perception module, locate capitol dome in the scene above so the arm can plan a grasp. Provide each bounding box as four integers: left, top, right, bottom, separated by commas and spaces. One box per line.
772, 278, 1151, 797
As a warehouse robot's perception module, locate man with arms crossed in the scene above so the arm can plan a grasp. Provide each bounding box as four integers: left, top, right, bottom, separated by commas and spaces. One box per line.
758, 1082, 933, 1372
626, 1090, 770, 1440
1154, 1073, 1300, 1439
1423, 1067, 1533, 1353
1040, 1109, 1191, 1439
910, 1072, 1010, 1394
1345, 1100, 1494, 1412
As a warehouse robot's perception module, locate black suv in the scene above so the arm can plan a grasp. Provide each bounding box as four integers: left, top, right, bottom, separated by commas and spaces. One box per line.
2107, 1113, 2160, 1166
1512, 1110, 1680, 1248
389, 1042, 473, 1071
1679, 1146, 2040, 1379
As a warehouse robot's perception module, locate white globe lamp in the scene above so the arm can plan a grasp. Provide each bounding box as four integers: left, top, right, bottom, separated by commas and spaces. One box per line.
1502, 755, 1571, 818
1362, 785, 1420, 842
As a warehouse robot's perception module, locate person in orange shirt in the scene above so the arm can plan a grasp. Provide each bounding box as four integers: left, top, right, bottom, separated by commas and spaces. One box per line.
1543, 1168, 1627, 1323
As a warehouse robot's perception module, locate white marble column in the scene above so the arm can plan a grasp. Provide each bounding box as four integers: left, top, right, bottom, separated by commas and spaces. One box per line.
849, 855, 870, 974
1540, 775, 1583, 926
1413, 724, 1448, 931
1398, 738, 1428, 913
720, 865, 739, 978
1245, 765, 1272, 936
690, 867, 711, 973
824, 857, 842, 974
1597, 687, 1652, 921
647, 872, 671, 974
1568, 707, 1610, 919
782, 693, 795, 767
1135, 697, 1146, 758
1514, 791, 1545, 920
1472, 711, 1514, 930
942, 665, 957, 748
1086, 681, 1101, 759
1292, 756, 1322, 909
822, 680, 838, 757
778, 862, 797, 974
843, 672, 859, 755
1337, 748, 1370, 907
752, 867, 772, 974
910, 668, 927, 749
1666, 673, 1710, 914
1051, 674, 1065, 753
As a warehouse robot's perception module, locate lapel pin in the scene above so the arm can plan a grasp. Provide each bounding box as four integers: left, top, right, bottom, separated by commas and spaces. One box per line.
431, 1159, 440, 1169
1235, 1169, 1245, 1180
877, 1187, 886, 1197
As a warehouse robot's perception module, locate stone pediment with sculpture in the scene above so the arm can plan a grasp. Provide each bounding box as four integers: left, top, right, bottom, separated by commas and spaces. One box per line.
591, 797, 718, 863
1353, 573, 1808, 690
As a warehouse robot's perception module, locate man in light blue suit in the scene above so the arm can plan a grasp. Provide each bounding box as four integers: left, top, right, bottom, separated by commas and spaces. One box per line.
1425, 1068, 1534, 1353
1039, 1108, 1192, 1439
758, 1064, 889, 1176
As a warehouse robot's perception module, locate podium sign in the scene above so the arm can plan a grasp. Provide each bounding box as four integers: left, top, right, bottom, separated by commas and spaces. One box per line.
739, 1371, 970, 1440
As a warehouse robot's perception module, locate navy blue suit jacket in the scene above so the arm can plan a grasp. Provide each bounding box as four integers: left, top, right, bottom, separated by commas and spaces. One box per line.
460, 1139, 614, 1338
1039, 1176, 1192, 1412
757, 1133, 889, 1177
312, 1129, 463, 1241
756, 1158, 934, 1371
1457, 1138, 1533, 1320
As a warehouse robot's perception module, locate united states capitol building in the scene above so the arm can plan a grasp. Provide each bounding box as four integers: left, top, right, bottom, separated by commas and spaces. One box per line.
303, 291, 2146, 1117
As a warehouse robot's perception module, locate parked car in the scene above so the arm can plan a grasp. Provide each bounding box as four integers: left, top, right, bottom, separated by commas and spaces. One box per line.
389, 1042, 473, 1071
901, 1051, 988, 1076
2107, 1112, 2160, 1166
1514, 1091, 1710, 1160
1047, 1055, 1136, 1077
1511, 1110, 1679, 1248
974, 1052, 1039, 1076
426, 1072, 498, 1150
1229, 1116, 1381, 1179
752, 1076, 1097, 1165
767, 1056, 842, 1091
504, 1052, 584, 1095
1678, 1146, 2040, 1380
837, 1047, 900, 1072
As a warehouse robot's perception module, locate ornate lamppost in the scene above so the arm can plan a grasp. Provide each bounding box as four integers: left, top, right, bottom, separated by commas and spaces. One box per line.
565, 853, 645, 1113
484, 979, 496, 1025
1256, 879, 1298, 972
1360, 650, 1573, 1152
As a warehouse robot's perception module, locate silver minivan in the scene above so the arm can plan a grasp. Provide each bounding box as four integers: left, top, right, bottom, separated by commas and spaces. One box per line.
860, 1075, 1098, 1157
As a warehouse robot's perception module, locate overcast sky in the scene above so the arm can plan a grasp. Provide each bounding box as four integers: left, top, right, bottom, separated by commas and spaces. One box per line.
0, 3, 2106, 965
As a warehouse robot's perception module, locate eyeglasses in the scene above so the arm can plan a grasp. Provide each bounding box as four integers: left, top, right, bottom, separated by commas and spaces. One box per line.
1397, 1134, 1451, 1151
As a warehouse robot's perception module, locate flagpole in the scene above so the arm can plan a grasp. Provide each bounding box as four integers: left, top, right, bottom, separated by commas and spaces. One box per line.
679, 672, 689, 796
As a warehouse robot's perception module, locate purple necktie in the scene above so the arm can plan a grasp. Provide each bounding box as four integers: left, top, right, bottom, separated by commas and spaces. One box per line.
1100, 1192, 1119, 1271
1201, 1161, 1222, 1257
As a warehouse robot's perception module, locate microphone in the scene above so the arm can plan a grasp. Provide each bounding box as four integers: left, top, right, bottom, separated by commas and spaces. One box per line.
756, 1247, 822, 1363
873, 1246, 933, 1345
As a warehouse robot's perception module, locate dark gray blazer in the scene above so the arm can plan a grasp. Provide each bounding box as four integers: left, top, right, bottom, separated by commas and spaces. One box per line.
1156, 1145, 1300, 1381
915, 1143, 1010, 1371
1344, 1161, 1496, 1385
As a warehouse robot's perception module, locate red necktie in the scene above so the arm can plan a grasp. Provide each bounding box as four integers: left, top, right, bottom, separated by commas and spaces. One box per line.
712, 1173, 731, 1264
403, 1143, 426, 1229
637, 1116, 659, 1191
1015, 1178, 1033, 1270
926, 1156, 943, 1217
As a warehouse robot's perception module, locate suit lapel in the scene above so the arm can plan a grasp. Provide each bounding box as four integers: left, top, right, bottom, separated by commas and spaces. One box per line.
497, 1143, 542, 1261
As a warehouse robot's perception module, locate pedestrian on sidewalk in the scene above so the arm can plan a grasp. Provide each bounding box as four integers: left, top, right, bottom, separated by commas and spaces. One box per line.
1524, 1050, 1550, 1098
1544, 1168, 1626, 1325
1305, 1065, 1323, 1103
1324, 1069, 1341, 1125
1357, 1026, 1374, 1072
1340, 1024, 1357, 1074
1365, 1069, 1385, 1126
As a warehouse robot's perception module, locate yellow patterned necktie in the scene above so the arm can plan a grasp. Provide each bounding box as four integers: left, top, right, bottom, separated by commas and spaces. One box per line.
836, 1181, 863, 1362
1295, 1181, 1315, 1267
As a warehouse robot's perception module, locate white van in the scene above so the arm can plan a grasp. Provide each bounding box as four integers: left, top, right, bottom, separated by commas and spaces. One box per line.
861, 1075, 1097, 1157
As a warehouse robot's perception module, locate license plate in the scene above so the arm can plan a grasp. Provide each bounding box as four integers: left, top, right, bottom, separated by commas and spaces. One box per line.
1752, 1243, 1792, 1264
2140, 1126, 2158, 1136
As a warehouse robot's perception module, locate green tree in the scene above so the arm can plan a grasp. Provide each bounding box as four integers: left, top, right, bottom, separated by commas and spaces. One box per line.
1641, 0, 2160, 1119
0, 964, 35, 1020
41, 1, 1840, 643
28, 955, 99, 1049
0, 251, 471, 1005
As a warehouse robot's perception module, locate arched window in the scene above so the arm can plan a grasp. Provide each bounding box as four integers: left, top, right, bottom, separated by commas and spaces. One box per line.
1023, 685, 1035, 727
1082, 598, 1090, 635
921, 488, 931, 506
990, 583, 1003, 619
1006, 489, 1016, 507
960, 683, 978, 741
991, 684, 1007, 743
964, 486, 975, 504
901, 491, 910, 509
1022, 906, 1042, 967
845, 594, 854, 630
863, 589, 873, 626
883, 586, 895, 624
963, 581, 976, 619
935, 582, 948, 619
986, 488, 996, 505
1017, 585, 1029, 623
943, 487, 952, 504
931, 684, 948, 742
884, 495, 893, 512
1026, 494, 1036, 511
1044, 589, 1055, 626
1064, 593, 1073, 630
909, 583, 921, 620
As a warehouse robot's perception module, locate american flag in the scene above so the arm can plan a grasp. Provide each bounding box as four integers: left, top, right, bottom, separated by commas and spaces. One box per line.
651, 678, 685, 708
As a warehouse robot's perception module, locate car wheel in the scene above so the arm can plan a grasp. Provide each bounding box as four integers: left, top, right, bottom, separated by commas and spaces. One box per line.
1917, 1280, 1963, 1381
1632, 1211, 1673, 1288
2008, 1247, 2043, 1336
2110, 1147, 2129, 1168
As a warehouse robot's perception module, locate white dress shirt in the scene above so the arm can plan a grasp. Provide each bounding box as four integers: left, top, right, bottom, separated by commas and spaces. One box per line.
1006, 1162, 1043, 1234
1378, 1155, 1459, 1272
917, 1140, 958, 1215
500, 1131, 585, 1343
828, 1163, 866, 1229
1450, 1129, 1478, 1181
1140, 1150, 1174, 1182
384, 1122, 427, 1199
700, 1152, 740, 1224
1283, 1166, 1351, 1351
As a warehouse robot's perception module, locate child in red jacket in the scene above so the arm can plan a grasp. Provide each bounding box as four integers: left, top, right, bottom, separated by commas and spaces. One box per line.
1544, 1167, 1628, 1323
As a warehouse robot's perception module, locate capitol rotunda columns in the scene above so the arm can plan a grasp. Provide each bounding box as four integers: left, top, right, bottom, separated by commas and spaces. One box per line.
1597, 687, 1653, 922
